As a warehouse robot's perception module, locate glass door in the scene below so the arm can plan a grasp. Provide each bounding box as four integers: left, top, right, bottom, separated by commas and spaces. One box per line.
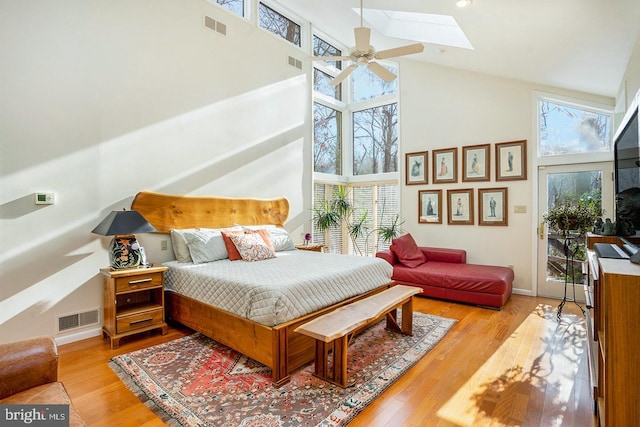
537, 162, 614, 299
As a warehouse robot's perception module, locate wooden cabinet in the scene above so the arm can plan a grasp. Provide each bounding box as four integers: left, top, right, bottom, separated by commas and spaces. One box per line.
101, 265, 168, 348
586, 235, 640, 426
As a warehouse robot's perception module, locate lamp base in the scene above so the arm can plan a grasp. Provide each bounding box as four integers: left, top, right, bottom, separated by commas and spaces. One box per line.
109, 234, 142, 270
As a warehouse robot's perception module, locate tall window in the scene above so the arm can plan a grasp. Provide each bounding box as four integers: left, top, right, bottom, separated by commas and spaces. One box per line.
258, 3, 300, 47
312, 35, 400, 255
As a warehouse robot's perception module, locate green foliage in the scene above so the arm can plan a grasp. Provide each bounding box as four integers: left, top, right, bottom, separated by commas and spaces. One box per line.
543, 198, 600, 237
312, 185, 404, 255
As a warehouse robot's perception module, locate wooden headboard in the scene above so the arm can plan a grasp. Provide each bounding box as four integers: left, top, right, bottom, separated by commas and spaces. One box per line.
131, 191, 290, 233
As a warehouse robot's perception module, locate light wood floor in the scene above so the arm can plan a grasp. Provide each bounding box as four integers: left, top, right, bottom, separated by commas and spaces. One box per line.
58, 294, 597, 426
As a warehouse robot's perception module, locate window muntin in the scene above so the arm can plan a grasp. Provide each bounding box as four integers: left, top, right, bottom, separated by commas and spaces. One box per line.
215, 0, 244, 16
313, 35, 342, 70
539, 99, 612, 156
313, 69, 342, 101
258, 3, 300, 47
313, 103, 342, 175
353, 103, 398, 175
352, 64, 398, 102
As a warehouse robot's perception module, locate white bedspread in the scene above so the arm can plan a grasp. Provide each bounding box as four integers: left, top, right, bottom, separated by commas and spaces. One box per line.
163, 250, 393, 326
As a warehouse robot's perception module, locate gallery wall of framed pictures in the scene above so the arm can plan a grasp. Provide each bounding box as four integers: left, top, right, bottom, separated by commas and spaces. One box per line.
405, 140, 526, 226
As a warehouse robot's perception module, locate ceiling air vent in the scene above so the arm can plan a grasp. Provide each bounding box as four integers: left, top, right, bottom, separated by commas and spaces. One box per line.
57, 308, 100, 333
288, 56, 302, 70
204, 15, 227, 36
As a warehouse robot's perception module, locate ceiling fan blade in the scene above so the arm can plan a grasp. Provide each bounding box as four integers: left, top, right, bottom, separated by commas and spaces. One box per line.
330, 64, 357, 86
375, 43, 424, 60
367, 62, 397, 83
354, 27, 371, 52
312, 55, 351, 61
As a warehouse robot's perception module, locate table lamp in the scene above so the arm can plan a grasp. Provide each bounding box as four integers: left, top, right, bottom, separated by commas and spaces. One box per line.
92, 209, 157, 270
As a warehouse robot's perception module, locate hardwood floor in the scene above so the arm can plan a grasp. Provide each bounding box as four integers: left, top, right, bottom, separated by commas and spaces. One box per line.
58, 294, 597, 426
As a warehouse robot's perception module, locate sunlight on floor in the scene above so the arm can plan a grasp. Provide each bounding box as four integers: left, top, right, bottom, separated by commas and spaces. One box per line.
437, 304, 586, 426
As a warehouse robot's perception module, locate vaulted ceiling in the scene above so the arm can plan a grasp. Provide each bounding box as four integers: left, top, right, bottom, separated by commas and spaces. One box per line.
276, 0, 640, 98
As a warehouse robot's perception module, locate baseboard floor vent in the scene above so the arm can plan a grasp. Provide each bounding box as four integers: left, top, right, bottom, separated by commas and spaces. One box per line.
288, 56, 302, 70
57, 308, 100, 333
204, 15, 227, 35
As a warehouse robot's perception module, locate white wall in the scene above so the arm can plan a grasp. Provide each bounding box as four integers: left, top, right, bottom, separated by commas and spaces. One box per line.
0, 0, 311, 344
618, 34, 640, 115
398, 61, 614, 295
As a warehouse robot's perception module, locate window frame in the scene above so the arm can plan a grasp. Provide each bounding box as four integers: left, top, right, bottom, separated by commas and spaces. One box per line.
257, 0, 307, 49
534, 91, 614, 166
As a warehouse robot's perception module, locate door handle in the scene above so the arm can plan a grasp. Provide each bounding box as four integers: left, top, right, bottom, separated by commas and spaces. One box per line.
539, 222, 545, 240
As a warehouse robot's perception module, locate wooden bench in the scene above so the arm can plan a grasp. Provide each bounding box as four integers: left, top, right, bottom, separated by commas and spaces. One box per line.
294, 284, 422, 387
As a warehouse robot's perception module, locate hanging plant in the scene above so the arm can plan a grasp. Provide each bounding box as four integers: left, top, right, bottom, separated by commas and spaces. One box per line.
543, 199, 600, 237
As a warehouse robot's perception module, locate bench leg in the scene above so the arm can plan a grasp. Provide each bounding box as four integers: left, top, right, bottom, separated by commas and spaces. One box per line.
401, 297, 414, 335
385, 297, 415, 336
314, 340, 330, 379
332, 335, 348, 387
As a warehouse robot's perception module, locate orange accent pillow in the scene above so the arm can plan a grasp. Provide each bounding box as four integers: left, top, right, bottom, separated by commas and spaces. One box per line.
222, 229, 274, 261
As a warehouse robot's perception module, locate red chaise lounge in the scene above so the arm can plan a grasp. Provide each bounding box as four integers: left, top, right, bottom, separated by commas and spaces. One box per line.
376, 234, 513, 309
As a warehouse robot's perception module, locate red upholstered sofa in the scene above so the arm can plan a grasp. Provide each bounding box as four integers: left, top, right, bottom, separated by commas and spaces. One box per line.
376, 234, 513, 309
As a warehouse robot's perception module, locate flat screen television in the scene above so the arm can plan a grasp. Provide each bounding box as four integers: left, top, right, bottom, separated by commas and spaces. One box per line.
614, 90, 640, 236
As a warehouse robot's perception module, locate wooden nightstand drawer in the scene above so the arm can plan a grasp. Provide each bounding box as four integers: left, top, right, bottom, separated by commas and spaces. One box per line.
117, 308, 164, 333
115, 272, 162, 293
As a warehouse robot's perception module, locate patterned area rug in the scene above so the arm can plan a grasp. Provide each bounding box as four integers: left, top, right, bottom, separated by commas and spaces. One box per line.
110, 312, 455, 427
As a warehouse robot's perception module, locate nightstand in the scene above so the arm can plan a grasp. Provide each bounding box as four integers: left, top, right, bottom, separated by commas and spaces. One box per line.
100, 265, 168, 349
296, 244, 324, 253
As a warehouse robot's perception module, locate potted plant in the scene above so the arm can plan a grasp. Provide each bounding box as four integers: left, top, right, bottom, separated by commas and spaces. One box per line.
312, 185, 404, 256
543, 199, 600, 238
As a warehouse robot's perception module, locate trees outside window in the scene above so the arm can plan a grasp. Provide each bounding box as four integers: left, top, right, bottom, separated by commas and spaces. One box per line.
353, 103, 398, 175
539, 99, 612, 156
314, 103, 341, 174
215, 0, 244, 16
258, 3, 300, 46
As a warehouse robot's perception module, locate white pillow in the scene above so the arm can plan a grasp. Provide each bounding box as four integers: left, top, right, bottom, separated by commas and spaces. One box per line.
241, 225, 295, 252
228, 232, 276, 262
268, 227, 296, 251
182, 226, 241, 264
170, 229, 197, 262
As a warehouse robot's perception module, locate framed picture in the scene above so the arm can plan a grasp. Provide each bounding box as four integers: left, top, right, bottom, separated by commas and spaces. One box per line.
432, 148, 458, 184
405, 151, 428, 185
496, 140, 527, 181
462, 144, 490, 182
478, 187, 508, 226
447, 189, 474, 225
418, 190, 442, 224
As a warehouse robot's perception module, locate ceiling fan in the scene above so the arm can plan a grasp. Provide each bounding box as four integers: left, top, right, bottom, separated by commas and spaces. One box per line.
314, 0, 425, 86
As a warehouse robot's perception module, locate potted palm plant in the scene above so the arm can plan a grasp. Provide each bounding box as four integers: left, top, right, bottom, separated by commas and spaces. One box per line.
312, 185, 404, 255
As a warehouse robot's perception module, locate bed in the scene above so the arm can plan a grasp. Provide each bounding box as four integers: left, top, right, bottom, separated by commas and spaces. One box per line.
131, 191, 394, 386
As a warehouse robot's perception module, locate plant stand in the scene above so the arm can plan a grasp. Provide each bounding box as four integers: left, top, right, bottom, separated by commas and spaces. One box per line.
557, 236, 585, 321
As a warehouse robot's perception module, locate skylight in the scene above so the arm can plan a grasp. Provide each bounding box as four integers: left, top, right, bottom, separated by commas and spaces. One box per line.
355, 8, 473, 50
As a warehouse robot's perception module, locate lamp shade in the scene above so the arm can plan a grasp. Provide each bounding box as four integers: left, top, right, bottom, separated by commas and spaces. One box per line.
92, 210, 157, 236
92, 210, 156, 269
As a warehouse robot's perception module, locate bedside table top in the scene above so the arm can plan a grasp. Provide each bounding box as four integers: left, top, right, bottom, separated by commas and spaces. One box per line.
100, 264, 168, 277
295, 244, 324, 252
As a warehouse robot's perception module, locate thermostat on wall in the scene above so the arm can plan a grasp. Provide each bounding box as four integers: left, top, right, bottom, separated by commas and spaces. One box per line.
35, 192, 55, 205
